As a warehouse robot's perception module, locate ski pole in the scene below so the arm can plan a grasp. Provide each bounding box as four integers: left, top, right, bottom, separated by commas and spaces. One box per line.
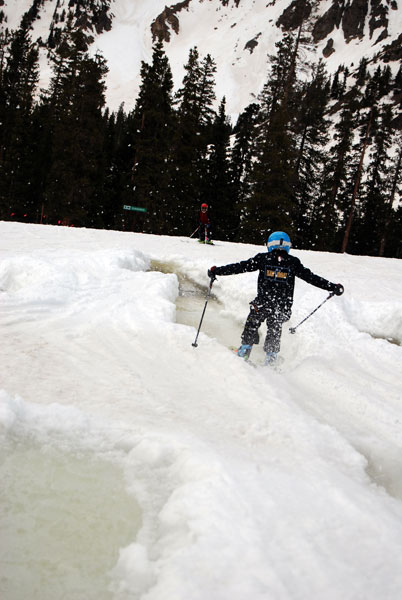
192, 276, 215, 347
190, 226, 200, 238
289, 292, 335, 334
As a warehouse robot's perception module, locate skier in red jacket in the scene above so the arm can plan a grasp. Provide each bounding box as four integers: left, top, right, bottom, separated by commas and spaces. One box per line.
198, 203, 212, 244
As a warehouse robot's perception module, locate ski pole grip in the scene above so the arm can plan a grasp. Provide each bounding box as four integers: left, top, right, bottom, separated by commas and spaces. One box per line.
208, 267, 217, 282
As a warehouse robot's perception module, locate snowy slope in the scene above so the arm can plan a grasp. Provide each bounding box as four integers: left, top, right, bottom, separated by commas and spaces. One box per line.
1, 221, 402, 600
2, 0, 402, 117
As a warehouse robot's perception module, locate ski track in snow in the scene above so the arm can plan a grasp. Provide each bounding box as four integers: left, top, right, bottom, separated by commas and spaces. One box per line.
1, 222, 402, 600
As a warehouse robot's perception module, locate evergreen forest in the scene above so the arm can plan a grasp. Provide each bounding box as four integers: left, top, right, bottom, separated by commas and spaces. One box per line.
1, 14, 402, 257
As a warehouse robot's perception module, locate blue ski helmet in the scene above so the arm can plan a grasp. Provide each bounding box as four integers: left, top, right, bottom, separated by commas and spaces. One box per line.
267, 231, 291, 253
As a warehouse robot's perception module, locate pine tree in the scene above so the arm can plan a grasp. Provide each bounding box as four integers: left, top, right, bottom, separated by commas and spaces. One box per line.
0, 15, 39, 221
330, 67, 341, 100
0, 27, 11, 82
317, 98, 358, 251
40, 20, 108, 226
378, 135, 402, 257
358, 107, 396, 255
394, 65, 402, 96
292, 60, 330, 249
102, 104, 134, 230
241, 33, 299, 243
175, 49, 216, 127
355, 57, 369, 88
129, 41, 174, 234
362, 66, 392, 108
340, 67, 350, 98
169, 47, 217, 235
341, 106, 374, 253
202, 97, 235, 240
384, 205, 402, 258
229, 102, 259, 242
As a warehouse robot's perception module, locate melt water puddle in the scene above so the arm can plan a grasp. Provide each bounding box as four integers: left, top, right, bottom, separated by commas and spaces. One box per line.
358, 443, 402, 503
0, 437, 142, 600
368, 333, 401, 346
151, 260, 245, 349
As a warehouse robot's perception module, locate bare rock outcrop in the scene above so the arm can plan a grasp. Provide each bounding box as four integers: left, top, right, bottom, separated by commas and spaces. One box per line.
322, 37, 336, 57
276, 0, 312, 31
342, 0, 368, 42
312, 0, 344, 44
244, 33, 262, 54
151, 0, 192, 42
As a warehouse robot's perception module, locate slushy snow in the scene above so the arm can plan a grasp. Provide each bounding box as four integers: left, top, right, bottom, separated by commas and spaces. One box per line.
1, 221, 402, 600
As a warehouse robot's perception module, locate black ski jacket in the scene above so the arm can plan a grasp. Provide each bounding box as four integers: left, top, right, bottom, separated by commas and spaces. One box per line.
214, 251, 336, 316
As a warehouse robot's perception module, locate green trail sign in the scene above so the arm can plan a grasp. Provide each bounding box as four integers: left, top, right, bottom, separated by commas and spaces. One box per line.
123, 205, 147, 213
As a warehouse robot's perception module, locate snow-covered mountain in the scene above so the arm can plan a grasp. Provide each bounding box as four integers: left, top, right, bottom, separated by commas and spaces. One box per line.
1, 0, 401, 117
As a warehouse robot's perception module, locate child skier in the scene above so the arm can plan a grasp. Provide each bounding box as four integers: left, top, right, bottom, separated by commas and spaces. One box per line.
208, 231, 344, 365
198, 203, 212, 244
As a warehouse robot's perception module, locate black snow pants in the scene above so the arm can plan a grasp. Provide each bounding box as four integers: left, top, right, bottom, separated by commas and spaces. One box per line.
241, 301, 291, 353
199, 223, 212, 241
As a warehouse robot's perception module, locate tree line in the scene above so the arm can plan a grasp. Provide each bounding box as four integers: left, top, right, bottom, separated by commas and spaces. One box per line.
1, 14, 401, 257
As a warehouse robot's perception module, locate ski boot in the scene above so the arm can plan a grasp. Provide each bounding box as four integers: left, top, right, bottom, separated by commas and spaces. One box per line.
264, 351, 277, 366
236, 344, 252, 360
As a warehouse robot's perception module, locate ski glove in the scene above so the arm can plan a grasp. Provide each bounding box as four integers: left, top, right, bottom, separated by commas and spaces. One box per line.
208, 266, 217, 280
332, 283, 344, 296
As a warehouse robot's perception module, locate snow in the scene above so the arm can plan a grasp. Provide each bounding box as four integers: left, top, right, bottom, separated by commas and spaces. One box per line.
1, 220, 402, 600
